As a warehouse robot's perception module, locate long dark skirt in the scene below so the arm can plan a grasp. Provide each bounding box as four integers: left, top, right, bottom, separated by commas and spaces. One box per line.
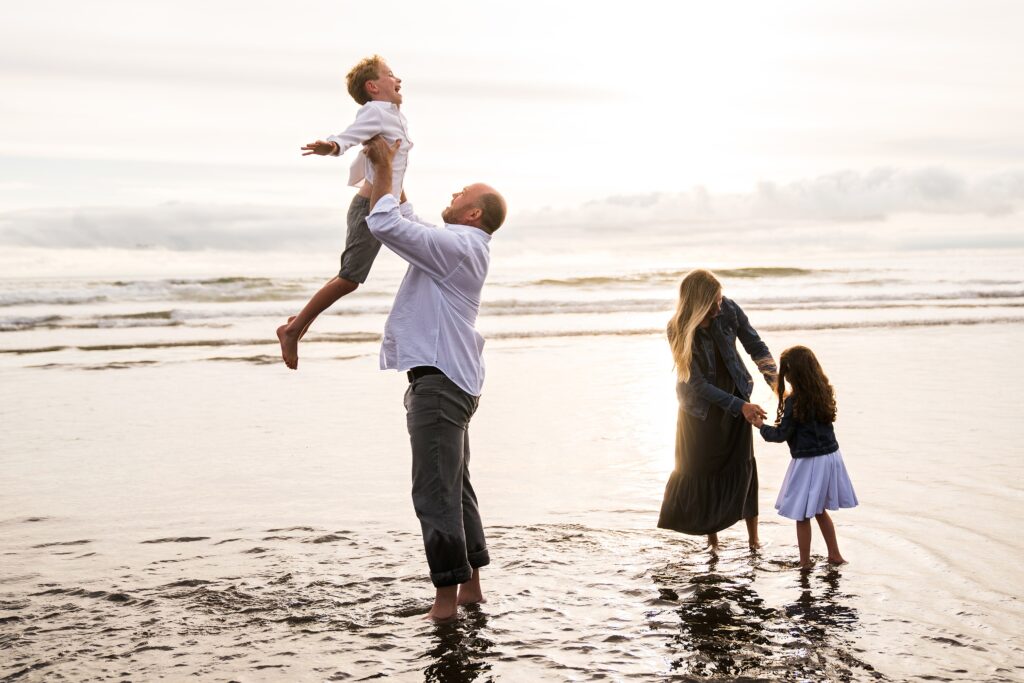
657, 401, 758, 535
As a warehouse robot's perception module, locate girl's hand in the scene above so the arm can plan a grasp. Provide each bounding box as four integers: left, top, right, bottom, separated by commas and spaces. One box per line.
751, 414, 764, 428
741, 402, 766, 425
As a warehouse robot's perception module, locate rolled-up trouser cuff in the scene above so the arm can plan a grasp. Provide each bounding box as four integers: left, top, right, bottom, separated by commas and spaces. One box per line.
431, 565, 473, 588
468, 547, 490, 569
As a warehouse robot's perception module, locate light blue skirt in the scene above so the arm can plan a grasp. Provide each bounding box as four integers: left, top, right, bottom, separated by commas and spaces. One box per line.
775, 449, 858, 521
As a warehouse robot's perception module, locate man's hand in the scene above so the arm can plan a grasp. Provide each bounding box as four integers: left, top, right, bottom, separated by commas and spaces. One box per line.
301, 140, 338, 156
364, 136, 401, 207
741, 402, 767, 425
363, 136, 401, 169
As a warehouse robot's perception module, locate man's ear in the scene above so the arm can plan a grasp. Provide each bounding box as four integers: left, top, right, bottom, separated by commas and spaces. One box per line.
467, 207, 483, 224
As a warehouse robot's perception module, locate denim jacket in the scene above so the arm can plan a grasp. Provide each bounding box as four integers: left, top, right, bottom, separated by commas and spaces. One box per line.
759, 396, 840, 458
676, 297, 777, 421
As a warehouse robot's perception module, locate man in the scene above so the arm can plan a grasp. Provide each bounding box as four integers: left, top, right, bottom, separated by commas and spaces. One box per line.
363, 136, 507, 621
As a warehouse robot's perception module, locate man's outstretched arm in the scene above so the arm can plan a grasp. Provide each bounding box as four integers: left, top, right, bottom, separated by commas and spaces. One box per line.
363, 137, 464, 280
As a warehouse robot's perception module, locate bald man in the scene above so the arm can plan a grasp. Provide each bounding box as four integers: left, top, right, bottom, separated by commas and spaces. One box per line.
363, 136, 507, 621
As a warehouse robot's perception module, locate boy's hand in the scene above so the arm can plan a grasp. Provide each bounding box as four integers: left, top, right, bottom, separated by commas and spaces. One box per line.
363, 136, 401, 168
301, 140, 338, 156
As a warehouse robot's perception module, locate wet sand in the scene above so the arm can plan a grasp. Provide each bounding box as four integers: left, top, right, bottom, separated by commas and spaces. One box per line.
2, 324, 1023, 680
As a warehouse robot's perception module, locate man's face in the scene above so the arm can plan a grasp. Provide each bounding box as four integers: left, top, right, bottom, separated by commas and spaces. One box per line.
367, 62, 402, 104
441, 184, 486, 225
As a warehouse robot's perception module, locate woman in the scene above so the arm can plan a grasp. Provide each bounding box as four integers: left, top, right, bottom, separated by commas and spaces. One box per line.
658, 269, 778, 549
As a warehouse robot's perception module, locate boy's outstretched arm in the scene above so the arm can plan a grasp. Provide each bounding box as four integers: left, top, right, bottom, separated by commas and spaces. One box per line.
301, 140, 339, 156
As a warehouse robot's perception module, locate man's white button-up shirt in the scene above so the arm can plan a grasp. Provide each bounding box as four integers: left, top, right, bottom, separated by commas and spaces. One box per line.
365, 194, 490, 397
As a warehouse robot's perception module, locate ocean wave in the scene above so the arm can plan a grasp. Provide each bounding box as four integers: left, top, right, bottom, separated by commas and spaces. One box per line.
524, 266, 817, 288
5, 316, 1023, 358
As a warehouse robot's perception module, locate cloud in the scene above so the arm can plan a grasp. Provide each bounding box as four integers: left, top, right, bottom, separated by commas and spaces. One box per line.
518, 168, 1024, 231
0, 203, 341, 251
1, 167, 1022, 253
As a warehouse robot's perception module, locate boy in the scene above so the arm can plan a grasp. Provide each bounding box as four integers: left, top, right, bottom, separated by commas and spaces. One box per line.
276, 55, 412, 369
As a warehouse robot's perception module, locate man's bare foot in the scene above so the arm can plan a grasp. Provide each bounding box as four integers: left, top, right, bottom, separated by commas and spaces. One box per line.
457, 585, 485, 606
425, 585, 459, 622
457, 569, 485, 606
424, 606, 458, 622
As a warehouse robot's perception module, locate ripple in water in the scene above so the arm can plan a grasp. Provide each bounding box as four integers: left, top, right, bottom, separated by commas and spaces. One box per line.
0, 522, 1006, 681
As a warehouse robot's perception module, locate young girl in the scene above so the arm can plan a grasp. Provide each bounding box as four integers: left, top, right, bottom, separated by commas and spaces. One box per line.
752, 345, 858, 569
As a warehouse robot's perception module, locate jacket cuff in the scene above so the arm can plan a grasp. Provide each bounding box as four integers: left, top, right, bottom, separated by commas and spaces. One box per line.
729, 396, 744, 417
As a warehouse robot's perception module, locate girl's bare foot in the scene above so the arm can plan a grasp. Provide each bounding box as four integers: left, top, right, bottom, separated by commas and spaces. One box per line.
706, 532, 719, 550
827, 556, 847, 565
799, 558, 816, 571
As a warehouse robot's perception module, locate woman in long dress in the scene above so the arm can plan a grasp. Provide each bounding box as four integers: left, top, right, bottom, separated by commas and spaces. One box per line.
658, 269, 778, 549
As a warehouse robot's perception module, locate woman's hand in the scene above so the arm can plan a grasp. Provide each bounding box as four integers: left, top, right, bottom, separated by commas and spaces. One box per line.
741, 402, 767, 425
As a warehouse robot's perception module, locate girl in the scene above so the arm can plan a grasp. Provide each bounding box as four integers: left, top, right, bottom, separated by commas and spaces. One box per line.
753, 345, 858, 568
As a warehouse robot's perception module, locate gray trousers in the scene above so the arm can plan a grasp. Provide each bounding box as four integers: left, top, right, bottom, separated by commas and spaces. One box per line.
404, 374, 489, 587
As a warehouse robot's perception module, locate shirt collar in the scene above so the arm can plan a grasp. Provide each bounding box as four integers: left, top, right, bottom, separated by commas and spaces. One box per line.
445, 223, 491, 242
365, 100, 398, 111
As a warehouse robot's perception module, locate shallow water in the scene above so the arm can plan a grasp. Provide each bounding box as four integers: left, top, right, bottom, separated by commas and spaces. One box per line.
3, 252, 1024, 680
0, 519, 913, 681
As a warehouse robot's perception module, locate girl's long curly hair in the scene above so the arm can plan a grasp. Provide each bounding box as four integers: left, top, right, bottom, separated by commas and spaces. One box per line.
775, 345, 837, 424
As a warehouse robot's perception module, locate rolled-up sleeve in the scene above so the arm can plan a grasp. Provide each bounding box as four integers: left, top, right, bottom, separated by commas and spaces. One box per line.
366, 195, 464, 280
731, 298, 778, 384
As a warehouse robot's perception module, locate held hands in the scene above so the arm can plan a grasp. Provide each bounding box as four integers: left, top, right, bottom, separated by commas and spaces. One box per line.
742, 402, 767, 426
301, 140, 338, 156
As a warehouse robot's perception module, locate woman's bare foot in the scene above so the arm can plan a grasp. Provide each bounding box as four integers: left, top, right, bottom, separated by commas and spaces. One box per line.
706, 532, 719, 550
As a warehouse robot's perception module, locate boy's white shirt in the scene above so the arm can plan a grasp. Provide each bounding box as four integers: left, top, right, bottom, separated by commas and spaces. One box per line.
326, 101, 412, 198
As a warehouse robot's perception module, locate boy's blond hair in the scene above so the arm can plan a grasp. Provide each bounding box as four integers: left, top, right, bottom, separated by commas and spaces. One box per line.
346, 55, 385, 105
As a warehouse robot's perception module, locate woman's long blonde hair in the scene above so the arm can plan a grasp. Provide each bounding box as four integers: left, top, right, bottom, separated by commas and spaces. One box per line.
668, 269, 722, 381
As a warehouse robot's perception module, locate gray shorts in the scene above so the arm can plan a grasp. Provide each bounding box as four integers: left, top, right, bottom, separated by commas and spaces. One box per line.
338, 194, 382, 284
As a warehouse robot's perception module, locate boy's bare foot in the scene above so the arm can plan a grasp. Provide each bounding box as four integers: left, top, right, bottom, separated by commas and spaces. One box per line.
276, 323, 299, 369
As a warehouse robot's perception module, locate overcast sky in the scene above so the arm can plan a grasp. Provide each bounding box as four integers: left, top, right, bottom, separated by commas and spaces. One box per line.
2, 0, 1023, 239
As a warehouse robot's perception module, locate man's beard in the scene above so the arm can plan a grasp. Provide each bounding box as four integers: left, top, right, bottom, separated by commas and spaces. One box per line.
440, 206, 454, 223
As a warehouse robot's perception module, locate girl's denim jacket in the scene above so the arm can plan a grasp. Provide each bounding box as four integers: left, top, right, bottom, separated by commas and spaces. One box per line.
676, 297, 777, 421
759, 396, 840, 458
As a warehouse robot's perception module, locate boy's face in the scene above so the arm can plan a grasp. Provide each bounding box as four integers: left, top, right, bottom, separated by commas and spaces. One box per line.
366, 62, 403, 105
